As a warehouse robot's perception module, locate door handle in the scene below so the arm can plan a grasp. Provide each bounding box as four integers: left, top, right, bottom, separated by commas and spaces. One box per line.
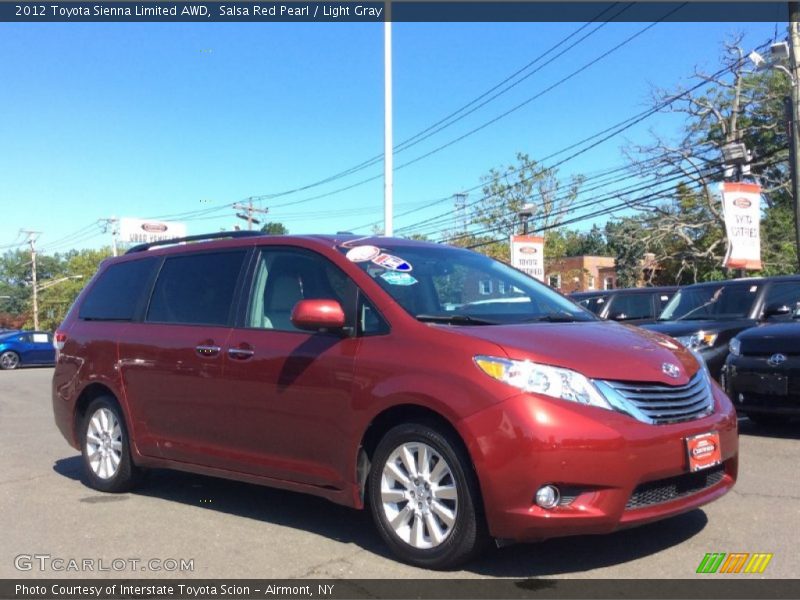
195, 345, 221, 357
227, 347, 255, 360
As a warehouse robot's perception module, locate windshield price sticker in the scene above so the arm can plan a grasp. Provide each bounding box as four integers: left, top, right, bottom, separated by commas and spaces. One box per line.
371, 253, 413, 272
345, 245, 381, 263
686, 431, 722, 472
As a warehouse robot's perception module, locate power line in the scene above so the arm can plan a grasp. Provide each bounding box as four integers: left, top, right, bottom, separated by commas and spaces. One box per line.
240, 3, 634, 204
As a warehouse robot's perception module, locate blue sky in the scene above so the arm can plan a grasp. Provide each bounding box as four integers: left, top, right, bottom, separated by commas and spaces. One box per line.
0, 19, 781, 255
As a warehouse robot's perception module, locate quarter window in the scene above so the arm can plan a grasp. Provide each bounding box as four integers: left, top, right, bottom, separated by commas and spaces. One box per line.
79, 258, 158, 321
146, 251, 246, 326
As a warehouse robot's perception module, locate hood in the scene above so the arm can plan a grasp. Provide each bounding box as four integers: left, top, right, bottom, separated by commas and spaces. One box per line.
443, 321, 700, 385
643, 319, 754, 338
737, 321, 800, 355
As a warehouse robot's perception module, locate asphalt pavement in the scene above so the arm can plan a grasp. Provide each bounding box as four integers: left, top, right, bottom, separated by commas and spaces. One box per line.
1, 367, 797, 580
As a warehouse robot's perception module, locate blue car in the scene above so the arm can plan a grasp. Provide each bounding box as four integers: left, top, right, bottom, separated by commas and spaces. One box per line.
0, 330, 55, 370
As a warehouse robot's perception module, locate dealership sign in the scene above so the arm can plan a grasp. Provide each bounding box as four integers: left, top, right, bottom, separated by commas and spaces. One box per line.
119, 218, 187, 245
720, 182, 762, 271
510, 235, 545, 282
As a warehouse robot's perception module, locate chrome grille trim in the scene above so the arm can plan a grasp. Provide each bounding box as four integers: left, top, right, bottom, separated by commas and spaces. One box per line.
595, 371, 714, 425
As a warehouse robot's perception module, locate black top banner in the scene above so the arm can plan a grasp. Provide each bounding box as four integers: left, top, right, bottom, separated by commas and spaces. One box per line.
0, 1, 791, 23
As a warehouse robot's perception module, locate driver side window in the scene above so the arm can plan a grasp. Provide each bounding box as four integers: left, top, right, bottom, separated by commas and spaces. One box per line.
246, 248, 357, 332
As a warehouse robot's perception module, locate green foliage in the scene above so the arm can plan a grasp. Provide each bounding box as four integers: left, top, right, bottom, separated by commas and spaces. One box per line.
260, 222, 289, 235
0, 247, 112, 331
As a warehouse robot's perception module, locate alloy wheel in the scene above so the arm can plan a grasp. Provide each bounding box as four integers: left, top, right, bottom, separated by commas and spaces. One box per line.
85, 407, 123, 480
380, 441, 459, 549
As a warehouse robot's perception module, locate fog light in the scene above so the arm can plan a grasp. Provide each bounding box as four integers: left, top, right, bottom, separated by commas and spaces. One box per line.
535, 485, 560, 509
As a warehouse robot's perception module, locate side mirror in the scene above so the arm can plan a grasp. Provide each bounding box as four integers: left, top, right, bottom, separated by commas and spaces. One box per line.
763, 303, 792, 319
291, 299, 346, 332
608, 312, 628, 321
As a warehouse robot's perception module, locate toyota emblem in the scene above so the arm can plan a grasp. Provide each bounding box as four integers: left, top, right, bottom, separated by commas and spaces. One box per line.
662, 363, 681, 379
768, 353, 787, 367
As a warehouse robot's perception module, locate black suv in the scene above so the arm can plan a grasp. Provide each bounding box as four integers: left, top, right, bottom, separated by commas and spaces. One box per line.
570, 286, 678, 325
643, 276, 800, 380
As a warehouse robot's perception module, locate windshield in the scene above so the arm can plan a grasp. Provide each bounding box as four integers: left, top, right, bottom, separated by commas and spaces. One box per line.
575, 294, 608, 315
659, 283, 760, 321
340, 243, 595, 325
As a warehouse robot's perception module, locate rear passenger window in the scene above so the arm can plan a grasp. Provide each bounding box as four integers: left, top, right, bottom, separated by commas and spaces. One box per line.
147, 251, 246, 326
79, 258, 157, 321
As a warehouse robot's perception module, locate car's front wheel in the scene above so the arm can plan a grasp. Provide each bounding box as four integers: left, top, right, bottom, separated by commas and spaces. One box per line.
0, 351, 20, 370
81, 396, 141, 493
367, 423, 487, 569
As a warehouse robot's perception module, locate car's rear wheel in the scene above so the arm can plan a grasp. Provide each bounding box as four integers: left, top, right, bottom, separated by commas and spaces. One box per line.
0, 351, 20, 370
367, 423, 487, 569
81, 396, 141, 493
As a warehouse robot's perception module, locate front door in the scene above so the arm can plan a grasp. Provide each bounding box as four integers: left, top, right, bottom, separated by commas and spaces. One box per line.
219, 247, 361, 489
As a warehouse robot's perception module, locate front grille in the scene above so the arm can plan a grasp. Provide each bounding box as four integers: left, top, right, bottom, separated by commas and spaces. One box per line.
626, 465, 726, 510
598, 372, 714, 424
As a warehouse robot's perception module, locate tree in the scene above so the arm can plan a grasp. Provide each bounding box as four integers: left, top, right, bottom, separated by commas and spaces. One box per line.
621, 36, 794, 282
606, 219, 647, 288
454, 153, 583, 262
260, 222, 289, 235
0, 246, 112, 331
471, 152, 584, 243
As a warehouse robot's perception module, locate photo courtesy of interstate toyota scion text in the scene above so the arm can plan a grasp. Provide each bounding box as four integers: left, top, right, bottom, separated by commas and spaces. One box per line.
52, 232, 737, 569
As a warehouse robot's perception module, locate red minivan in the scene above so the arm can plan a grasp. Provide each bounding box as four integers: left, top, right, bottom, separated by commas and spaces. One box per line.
52, 233, 737, 569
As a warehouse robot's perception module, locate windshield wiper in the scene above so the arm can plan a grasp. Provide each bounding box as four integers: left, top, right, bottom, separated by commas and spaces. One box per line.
415, 314, 498, 325
523, 313, 580, 323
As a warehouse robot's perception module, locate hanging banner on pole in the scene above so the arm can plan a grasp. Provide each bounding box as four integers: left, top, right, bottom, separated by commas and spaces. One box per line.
510, 235, 545, 281
119, 218, 187, 245
720, 182, 762, 270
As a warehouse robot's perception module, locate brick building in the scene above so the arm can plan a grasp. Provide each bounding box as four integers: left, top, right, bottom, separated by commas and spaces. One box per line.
545, 256, 617, 294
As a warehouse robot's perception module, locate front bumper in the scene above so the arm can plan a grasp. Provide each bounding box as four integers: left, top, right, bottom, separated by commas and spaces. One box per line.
460, 384, 737, 542
724, 354, 800, 415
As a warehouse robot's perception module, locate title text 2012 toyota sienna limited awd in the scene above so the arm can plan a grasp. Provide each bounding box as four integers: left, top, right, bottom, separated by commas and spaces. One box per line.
52, 233, 737, 569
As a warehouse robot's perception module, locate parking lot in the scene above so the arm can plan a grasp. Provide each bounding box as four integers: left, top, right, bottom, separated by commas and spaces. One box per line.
1, 367, 797, 580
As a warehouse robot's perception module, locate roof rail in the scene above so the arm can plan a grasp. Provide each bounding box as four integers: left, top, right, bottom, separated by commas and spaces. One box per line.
125, 231, 264, 254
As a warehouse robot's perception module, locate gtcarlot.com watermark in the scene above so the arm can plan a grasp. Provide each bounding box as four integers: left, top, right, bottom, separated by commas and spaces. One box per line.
14, 553, 194, 573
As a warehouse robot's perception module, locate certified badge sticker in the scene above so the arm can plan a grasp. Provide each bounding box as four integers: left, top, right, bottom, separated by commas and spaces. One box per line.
345, 245, 381, 263
686, 431, 722, 472
371, 253, 413, 272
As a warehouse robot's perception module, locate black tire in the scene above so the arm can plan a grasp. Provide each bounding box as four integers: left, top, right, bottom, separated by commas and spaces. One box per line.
367, 422, 488, 569
81, 396, 141, 493
0, 350, 20, 370
745, 413, 786, 427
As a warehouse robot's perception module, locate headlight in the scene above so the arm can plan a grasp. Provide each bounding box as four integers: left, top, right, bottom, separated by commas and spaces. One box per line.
474, 355, 612, 410
676, 331, 718, 350
729, 338, 741, 357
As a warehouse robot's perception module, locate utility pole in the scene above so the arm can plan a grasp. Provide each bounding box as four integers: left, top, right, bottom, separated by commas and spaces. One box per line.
232, 198, 269, 231
383, 1, 393, 237
789, 2, 800, 270
453, 192, 468, 233
20, 230, 41, 330
99, 217, 120, 256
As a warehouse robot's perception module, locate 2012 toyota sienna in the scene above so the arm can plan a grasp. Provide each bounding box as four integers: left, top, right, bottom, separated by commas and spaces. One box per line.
52, 232, 738, 569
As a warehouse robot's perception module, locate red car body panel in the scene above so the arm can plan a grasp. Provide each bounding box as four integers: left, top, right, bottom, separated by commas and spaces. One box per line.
52, 235, 738, 543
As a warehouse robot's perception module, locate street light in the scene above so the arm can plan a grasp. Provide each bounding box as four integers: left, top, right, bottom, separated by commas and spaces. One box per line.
518, 203, 536, 235
750, 36, 800, 271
